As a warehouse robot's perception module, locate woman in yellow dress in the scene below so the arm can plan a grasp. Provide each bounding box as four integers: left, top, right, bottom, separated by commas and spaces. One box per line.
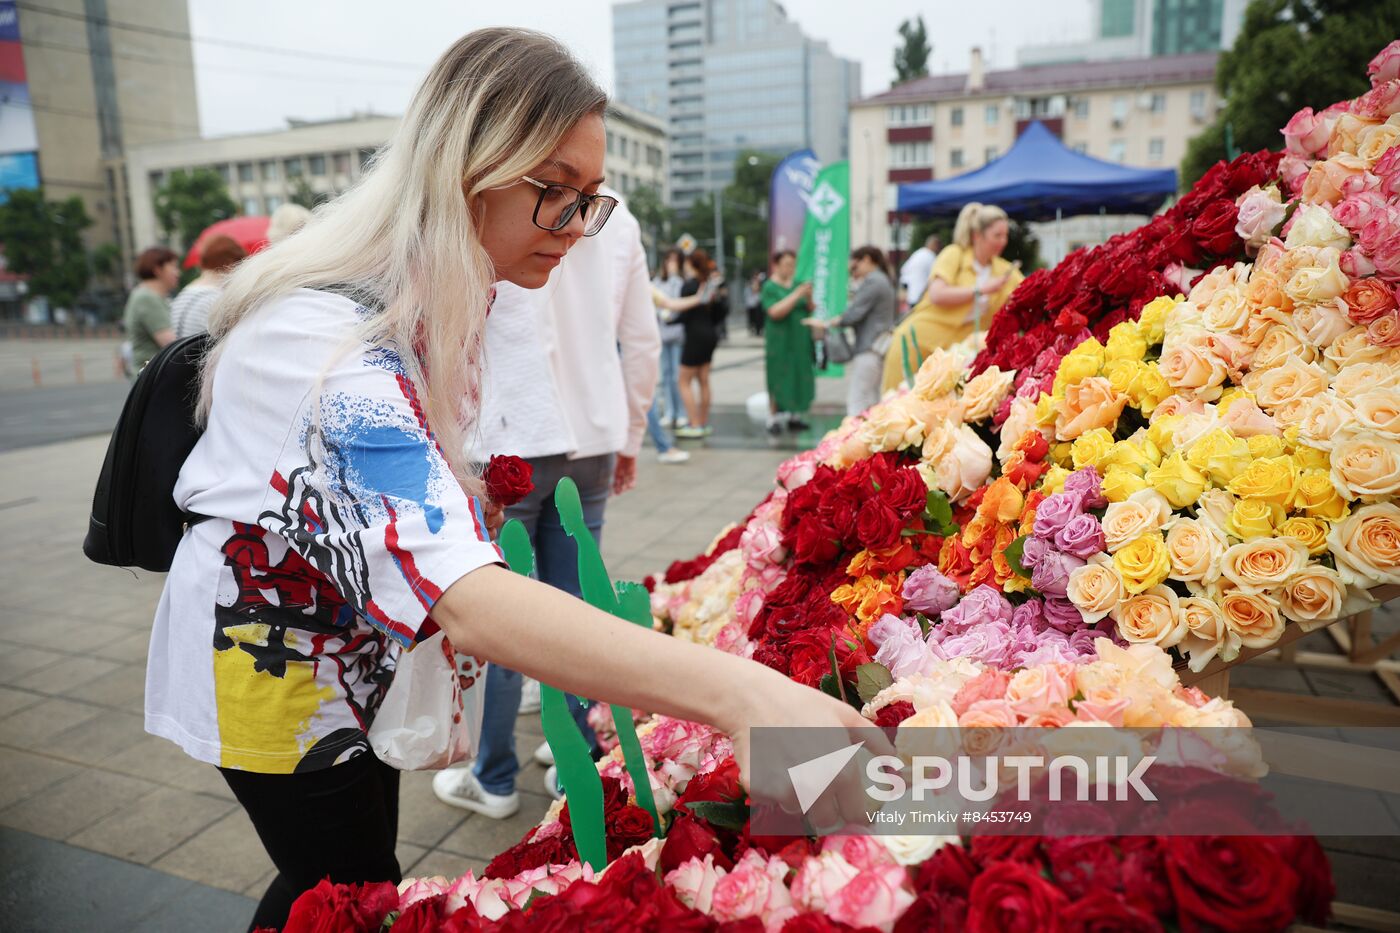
881, 202, 1024, 392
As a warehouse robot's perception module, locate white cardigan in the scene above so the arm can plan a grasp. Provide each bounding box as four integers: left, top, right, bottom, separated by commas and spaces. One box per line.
470, 192, 660, 461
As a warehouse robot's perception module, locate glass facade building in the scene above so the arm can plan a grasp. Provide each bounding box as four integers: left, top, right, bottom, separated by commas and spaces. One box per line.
613, 0, 860, 209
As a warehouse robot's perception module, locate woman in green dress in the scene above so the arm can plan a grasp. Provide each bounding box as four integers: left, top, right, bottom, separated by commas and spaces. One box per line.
760, 250, 815, 434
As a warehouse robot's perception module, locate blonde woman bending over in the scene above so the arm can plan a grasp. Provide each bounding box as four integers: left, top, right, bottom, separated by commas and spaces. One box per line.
880, 202, 1024, 392
144, 29, 868, 931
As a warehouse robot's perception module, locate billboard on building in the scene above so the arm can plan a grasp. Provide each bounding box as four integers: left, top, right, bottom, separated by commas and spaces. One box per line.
0, 0, 40, 200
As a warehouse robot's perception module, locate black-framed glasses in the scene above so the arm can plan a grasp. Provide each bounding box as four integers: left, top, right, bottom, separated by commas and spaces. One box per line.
521, 176, 617, 236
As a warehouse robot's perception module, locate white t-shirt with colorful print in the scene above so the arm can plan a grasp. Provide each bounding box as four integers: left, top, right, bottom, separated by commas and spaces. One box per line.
145, 289, 501, 774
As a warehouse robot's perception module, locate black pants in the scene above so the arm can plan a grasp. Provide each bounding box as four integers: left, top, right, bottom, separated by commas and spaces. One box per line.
219, 753, 401, 932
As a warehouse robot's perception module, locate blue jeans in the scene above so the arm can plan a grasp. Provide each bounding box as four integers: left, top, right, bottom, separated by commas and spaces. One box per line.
472, 453, 613, 795
659, 340, 683, 422
645, 396, 674, 453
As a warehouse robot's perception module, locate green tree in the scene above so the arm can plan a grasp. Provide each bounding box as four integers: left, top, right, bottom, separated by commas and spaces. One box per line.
0, 188, 92, 316
626, 184, 674, 270
685, 150, 781, 279
153, 168, 236, 253
894, 16, 932, 84
289, 177, 331, 210
1180, 0, 1400, 188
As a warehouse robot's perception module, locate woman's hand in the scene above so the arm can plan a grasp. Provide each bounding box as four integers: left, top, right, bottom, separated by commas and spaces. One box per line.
981, 273, 1010, 296
482, 500, 506, 539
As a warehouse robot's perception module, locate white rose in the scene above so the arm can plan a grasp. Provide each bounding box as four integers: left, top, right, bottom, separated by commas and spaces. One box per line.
1284, 202, 1353, 251
880, 834, 958, 866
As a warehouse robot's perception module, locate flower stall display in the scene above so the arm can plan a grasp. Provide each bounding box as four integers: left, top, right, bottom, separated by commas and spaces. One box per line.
274, 41, 1400, 932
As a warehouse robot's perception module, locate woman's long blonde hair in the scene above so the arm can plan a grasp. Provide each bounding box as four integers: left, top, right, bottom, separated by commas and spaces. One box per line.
201, 28, 606, 490
952, 202, 1009, 250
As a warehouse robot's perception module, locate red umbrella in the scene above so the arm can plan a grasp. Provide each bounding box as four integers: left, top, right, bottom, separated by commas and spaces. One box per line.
183, 215, 270, 269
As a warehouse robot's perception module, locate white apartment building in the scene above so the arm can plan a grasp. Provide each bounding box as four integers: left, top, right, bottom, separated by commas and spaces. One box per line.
849, 50, 1218, 255
604, 101, 669, 203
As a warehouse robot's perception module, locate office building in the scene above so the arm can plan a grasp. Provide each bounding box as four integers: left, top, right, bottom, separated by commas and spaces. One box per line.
604, 101, 668, 202
612, 0, 860, 210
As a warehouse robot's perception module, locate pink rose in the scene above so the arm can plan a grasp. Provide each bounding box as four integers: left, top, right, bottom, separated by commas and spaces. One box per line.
399, 877, 450, 909
1282, 106, 1332, 157
1343, 247, 1380, 279
1279, 154, 1312, 198
1368, 311, 1400, 347
666, 854, 724, 914
1370, 40, 1400, 86
1375, 146, 1400, 198
822, 835, 899, 872
1374, 234, 1400, 281
957, 697, 1019, 728
1005, 663, 1077, 719
792, 853, 915, 933
950, 669, 1012, 716
710, 851, 794, 927
1234, 185, 1286, 251
1355, 80, 1400, 120
777, 450, 819, 490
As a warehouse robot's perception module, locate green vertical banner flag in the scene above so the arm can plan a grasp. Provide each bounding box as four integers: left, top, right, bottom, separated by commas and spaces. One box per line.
795, 160, 850, 376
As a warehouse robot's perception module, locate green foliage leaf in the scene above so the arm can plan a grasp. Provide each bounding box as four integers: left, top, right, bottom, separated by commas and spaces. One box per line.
683, 798, 751, 833
915, 612, 932, 636
1005, 534, 1034, 580
922, 489, 959, 537
855, 662, 894, 703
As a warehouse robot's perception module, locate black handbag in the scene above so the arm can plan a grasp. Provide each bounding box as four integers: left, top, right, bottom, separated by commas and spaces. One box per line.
83, 334, 210, 572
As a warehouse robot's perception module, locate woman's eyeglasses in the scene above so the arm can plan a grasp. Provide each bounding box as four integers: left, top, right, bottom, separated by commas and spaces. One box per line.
521, 176, 618, 237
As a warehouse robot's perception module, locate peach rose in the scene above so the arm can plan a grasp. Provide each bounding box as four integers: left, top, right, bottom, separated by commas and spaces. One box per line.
1159, 333, 1230, 401
1351, 388, 1400, 438
1292, 298, 1353, 349
1187, 262, 1250, 306
1101, 489, 1173, 552
860, 401, 924, 453
1301, 154, 1369, 205
1150, 393, 1209, 422
1219, 536, 1311, 595
1331, 429, 1400, 501
1367, 313, 1400, 348
1219, 396, 1280, 437
929, 424, 993, 503
1282, 247, 1351, 306
1328, 501, 1400, 587
996, 397, 1049, 463
1250, 323, 1315, 370
912, 348, 961, 399
1327, 114, 1382, 158
1111, 585, 1185, 648
1201, 286, 1251, 333
960, 366, 1015, 423
1324, 325, 1397, 372
1195, 488, 1237, 537
1241, 355, 1329, 410
1357, 122, 1400, 165
1164, 517, 1226, 584
1220, 588, 1286, 649
1066, 555, 1126, 624
1177, 596, 1240, 673
1279, 565, 1348, 627
1295, 392, 1351, 450
1055, 376, 1128, 440
1334, 361, 1400, 402
1344, 277, 1399, 325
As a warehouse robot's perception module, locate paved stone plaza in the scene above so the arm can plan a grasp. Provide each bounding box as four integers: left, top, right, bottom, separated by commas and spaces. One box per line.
1, 335, 1397, 930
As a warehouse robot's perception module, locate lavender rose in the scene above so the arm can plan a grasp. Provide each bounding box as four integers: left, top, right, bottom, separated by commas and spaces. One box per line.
1020, 535, 1052, 570
1031, 550, 1086, 599
939, 584, 1013, 630
1032, 492, 1083, 540
902, 566, 961, 616
1010, 598, 1047, 632
1062, 467, 1108, 510
1054, 513, 1107, 559
1042, 595, 1087, 633
867, 613, 916, 649
874, 622, 935, 679
928, 619, 1013, 668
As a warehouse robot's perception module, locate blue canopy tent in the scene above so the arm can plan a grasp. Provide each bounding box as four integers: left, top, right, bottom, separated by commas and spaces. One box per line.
896, 121, 1178, 220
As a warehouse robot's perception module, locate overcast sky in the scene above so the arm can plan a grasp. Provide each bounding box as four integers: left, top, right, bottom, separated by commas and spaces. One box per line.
187, 0, 1094, 137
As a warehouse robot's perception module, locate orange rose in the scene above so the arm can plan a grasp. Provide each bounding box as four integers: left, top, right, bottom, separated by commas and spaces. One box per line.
1344, 278, 1398, 326
1220, 588, 1286, 649
1328, 501, 1400, 587
976, 477, 1024, 524
1055, 376, 1128, 441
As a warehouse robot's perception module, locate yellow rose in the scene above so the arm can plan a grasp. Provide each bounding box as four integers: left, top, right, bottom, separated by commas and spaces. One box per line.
1101, 468, 1149, 503
1227, 455, 1298, 508
1071, 428, 1115, 471
1277, 517, 1331, 556
1185, 428, 1252, 486
1164, 517, 1226, 584
1051, 442, 1074, 467
1220, 588, 1286, 649
1104, 322, 1148, 363
1098, 440, 1157, 477
1245, 435, 1286, 460
1229, 499, 1285, 540
1040, 464, 1071, 494
1220, 536, 1310, 595
1146, 452, 1207, 509
1330, 430, 1400, 502
1137, 295, 1177, 345
1291, 445, 1331, 472
1112, 532, 1172, 594
1328, 502, 1400, 587
1034, 392, 1058, 427
1101, 358, 1139, 398
1280, 565, 1347, 626
1293, 470, 1349, 522
1129, 363, 1171, 415
1112, 585, 1186, 647
1053, 345, 1104, 394
1146, 416, 1183, 455
1066, 555, 1126, 623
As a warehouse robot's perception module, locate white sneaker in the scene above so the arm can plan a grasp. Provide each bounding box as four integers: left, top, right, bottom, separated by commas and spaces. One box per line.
533, 741, 555, 766
544, 765, 563, 801
518, 677, 541, 715
657, 448, 690, 464
431, 767, 520, 819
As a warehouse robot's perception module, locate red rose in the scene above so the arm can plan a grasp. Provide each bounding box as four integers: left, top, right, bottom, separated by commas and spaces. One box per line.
661, 814, 734, 874
607, 803, 657, 859
966, 860, 1068, 933
1163, 837, 1298, 933
855, 500, 903, 550
678, 756, 742, 806
389, 895, 451, 933
1061, 891, 1164, 933
873, 700, 916, 729
483, 454, 534, 507
969, 836, 1043, 867
1118, 838, 1172, 918
898, 844, 978, 933
1044, 837, 1122, 900
787, 627, 838, 688
283, 879, 399, 933
1263, 836, 1333, 925
1190, 199, 1242, 257
781, 915, 873, 932
792, 518, 842, 567
882, 466, 930, 519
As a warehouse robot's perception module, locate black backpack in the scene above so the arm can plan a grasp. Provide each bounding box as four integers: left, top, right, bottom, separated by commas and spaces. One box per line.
83, 334, 211, 572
